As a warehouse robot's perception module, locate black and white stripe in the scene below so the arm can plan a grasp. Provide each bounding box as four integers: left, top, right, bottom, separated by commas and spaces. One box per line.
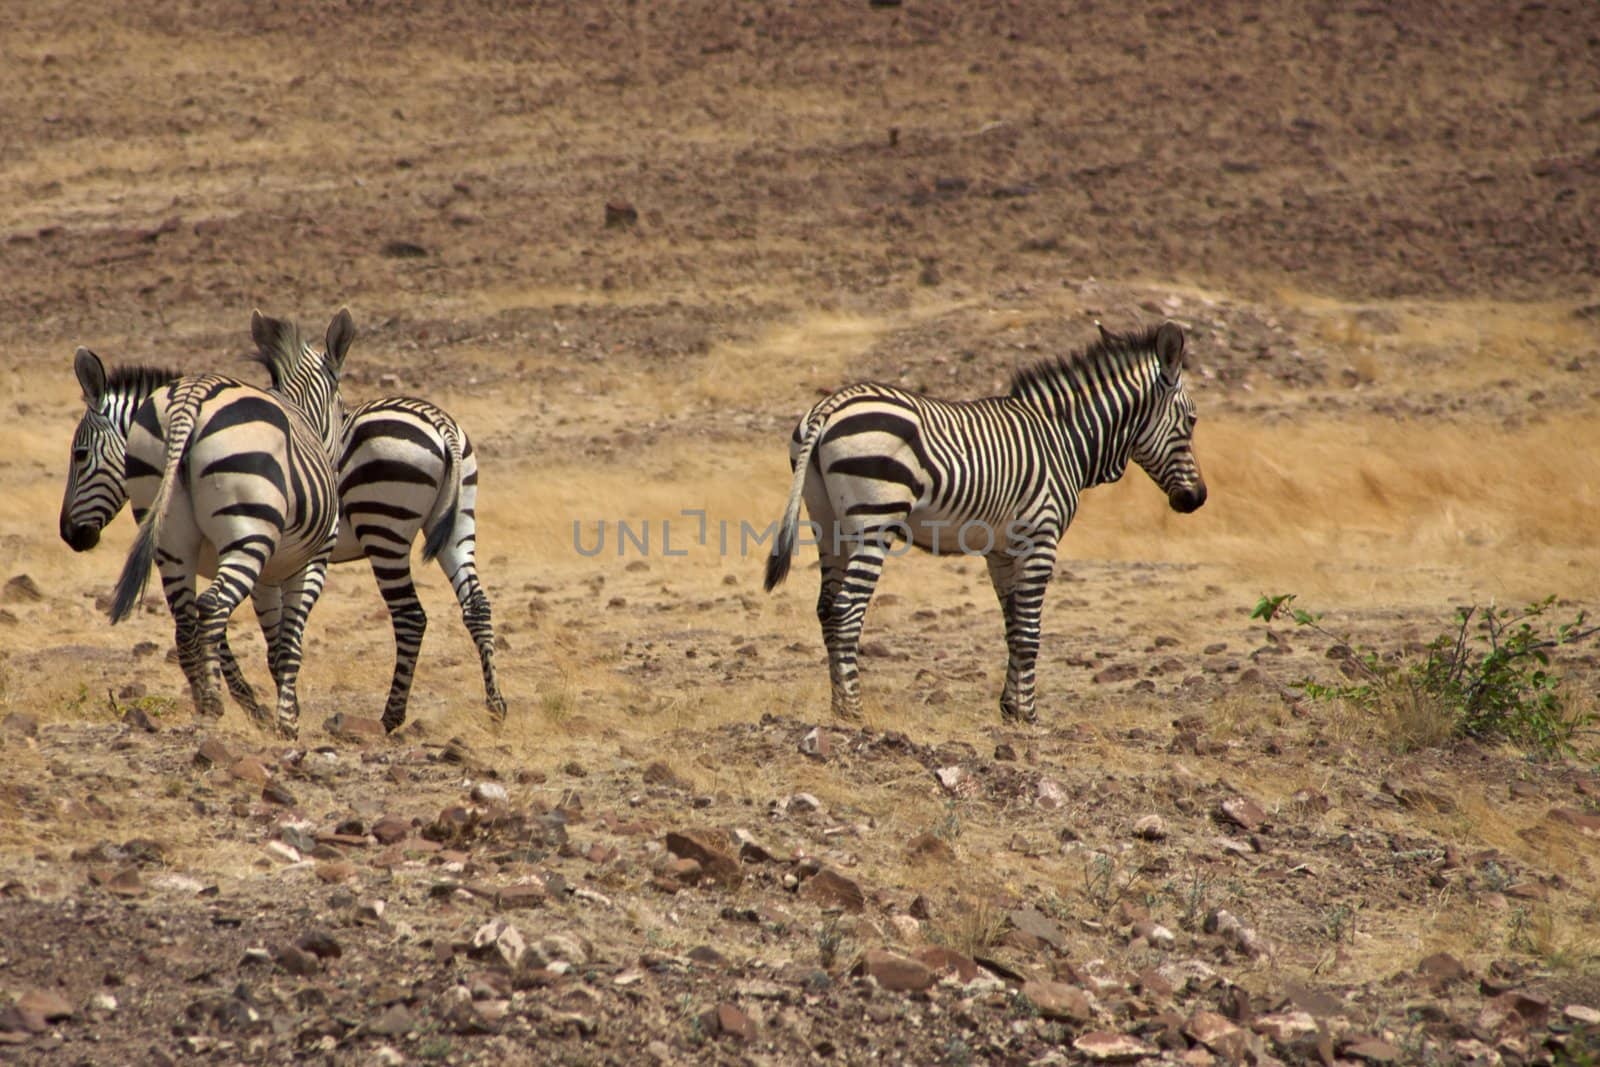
61, 348, 504, 732
764, 322, 1207, 723
64, 310, 351, 739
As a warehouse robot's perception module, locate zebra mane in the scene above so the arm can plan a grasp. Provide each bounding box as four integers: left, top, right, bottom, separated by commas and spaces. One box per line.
103, 363, 184, 398
1008, 324, 1165, 398
246, 316, 307, 391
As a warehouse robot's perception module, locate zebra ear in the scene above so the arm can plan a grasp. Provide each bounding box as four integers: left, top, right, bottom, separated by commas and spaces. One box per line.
1155, 322, 1185, 377
74, 346, 107, 404
324, 308, 356, 376
249, 308, 274, 351
1096, 322, 1114, 346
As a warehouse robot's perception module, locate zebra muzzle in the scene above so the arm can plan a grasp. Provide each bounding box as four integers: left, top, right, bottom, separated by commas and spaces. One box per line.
1168, 483, 1207, 513
61, 520, 101, 552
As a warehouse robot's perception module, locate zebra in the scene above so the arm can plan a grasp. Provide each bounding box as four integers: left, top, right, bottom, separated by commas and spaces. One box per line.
763, 322, 1206, 723
63, 310, 351, 738
60, 344, 505, 732
250, 382, 508, 732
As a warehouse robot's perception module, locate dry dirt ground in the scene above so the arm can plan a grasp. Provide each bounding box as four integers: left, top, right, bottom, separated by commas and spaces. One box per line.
3, 2, 1600, 1064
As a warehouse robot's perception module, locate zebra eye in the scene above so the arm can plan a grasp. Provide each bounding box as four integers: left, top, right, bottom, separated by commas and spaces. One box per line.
72, 448, 89, 464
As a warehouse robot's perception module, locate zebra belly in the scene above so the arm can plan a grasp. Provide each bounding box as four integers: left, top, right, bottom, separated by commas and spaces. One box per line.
900, 504, 1021, 556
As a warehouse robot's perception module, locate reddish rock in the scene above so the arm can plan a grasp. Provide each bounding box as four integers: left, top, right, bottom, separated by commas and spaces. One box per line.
798, 727, 831, 760
261, 781, 297, 807
1216, 796, 1268, 832
15, 990, 73, 1023
664, 831, 739, 886
314, 861, 357, 884
273, 943, 321, 976
913, 946, 979, 983
1092, 662, 1139, 684
193, 737, 233, 767
495, 883, 546, 909
1008, 906, 1065, 952
1022, 979, 1093, 1022
228, 757, 271, 785
1132, 814, 1167, 840
858, 948, 935, 992
667, 857, 703, 883
371, 816, 410, 845
1073, 1030, 1154, 1060
1341, 1036, 1402, 1063
799, 867, 865, 913
1187, 1010, 1246, 1058
715, 1002, 753, 1040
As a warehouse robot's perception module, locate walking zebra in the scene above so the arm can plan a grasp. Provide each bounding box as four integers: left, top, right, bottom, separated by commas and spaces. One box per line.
62, 310, 350, 738
763, 322, 1206, 723
60, 340, 504, 732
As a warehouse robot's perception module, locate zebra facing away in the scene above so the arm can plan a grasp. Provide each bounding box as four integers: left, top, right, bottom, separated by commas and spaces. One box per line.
763, 322, 1206, 723
60, 348, 505, 732
65, 310, 350, 738
252, 386, 508, 732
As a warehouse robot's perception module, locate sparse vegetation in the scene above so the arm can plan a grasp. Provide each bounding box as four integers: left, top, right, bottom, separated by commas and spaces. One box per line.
1254, 593, 1599, 756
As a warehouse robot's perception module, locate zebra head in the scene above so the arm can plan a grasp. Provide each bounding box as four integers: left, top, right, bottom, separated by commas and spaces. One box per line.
60, 348, 178, 552
1128, 323, 1207, 514
248, 308, 354, 461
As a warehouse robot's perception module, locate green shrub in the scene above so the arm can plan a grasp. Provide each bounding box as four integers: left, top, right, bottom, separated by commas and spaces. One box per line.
1252, 594, 1597, 757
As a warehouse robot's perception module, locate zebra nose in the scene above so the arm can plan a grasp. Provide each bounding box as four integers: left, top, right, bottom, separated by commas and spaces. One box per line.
61, 520, 100, 552
1169, 483, 1206, 513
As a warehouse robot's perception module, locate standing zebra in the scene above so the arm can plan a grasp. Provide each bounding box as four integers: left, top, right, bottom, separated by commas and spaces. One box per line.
763, 322, 1206, 723
70, 310, 350, 738
61, 344, 504, 732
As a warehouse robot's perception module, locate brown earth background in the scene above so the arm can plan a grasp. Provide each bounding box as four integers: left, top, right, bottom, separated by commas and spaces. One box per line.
2, 2, 1600, 1064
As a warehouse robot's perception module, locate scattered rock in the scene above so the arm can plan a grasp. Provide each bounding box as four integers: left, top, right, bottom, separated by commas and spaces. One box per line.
664, 830, 740, 886
273, 943, 321, 977
371, 815, 410, 844
471, 919, 526, 967
3, 575, 44, 602
1022, 979, 1092, 1022
604, 200, 639, 229
857, 948, 935, 992
1216, 795, 1268, 832
799, 867, 865, 913
1035, 776, 1066, 809
261, 781, 297, 807
471, 781, 509, 805
1074, 1030, 1154, 1060
1341, 1036, 1402, 1063
1416, 951, 1468, 992
15, 990, 73, 1023
193, 737, 233, 767
1092, 662, 1139, 684
798, 727, 831, 760
1549, 807, 1600, 835
1007, 906, 1065, 952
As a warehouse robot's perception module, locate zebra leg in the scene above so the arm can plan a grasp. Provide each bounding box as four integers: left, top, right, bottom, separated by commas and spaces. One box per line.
159, 569, 219, 718
215, 627, 265, 722
267, 560, 332, 740
439, 544, 505, 725
817, 539, 892, 720
191, 572, 255, 723
368, 553, 428, 734
985, 539, 1059, 724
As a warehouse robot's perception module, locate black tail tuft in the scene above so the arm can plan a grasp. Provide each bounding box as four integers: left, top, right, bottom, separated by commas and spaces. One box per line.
110, 522, 158, 623
763, 525, 794, 592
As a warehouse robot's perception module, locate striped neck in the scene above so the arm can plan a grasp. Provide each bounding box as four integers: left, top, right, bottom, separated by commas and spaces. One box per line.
1010, 343, 1161, 489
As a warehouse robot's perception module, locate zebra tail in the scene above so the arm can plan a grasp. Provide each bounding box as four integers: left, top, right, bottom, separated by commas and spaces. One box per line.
419, 418, 464, 565
111, 395, 193, 623
763, 412, 826, 593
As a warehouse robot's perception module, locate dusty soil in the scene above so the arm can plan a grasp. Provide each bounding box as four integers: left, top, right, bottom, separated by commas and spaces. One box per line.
2, 1, 1600, 1064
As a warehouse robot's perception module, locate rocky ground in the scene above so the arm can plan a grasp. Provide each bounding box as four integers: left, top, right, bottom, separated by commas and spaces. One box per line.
2, 1, 1600, 1064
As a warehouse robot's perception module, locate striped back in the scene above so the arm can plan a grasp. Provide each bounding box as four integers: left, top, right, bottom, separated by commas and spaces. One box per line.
248, 307, 354, 463
59, 350, 181, 552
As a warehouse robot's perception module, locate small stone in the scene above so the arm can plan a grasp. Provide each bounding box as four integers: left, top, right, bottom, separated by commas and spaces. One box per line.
604, 200, 639, 228
264, 841, 301, 865
934, 766, 968, 793
664, 830, 740, 886
1187, 1010, 1245, 1058
715, 1002, 753, 1040
913, 946, 979, 983
993, 742, 1017, 761
786, 792, 822, 814
859, 948, 934, 992
1133, 921, 1176, 951
1565, 1004, 1600, 1025
261, 781, 297, 807
472, 919, 526, 967
1342, 1036, 1402, 1063
121, 705, 159, 733
1251, 1010, 1317, 1043
1217, 796, 1268, 832
228, 757, 271, 785
16, 990, 74, 1022
798, 727, 831, 761
1092, 662, 1140, 684
642, 761, 682, 788
371, 815, 410, 844
799, 867, 865, 913
193, 737, 233, 767
314, 861, 356, 884
274, 943, 321, 976
369, 1004, 415, 1038
1008, 906, 1065, 952
1549, 806, 1600, 835
471, 781, 509, 805
3, 575, 44, 602
1133, 814, 1167, 840
1035, 777, 1066, 809
1073, 1030, 1155, 1060
1022, 980, 1092, 1022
